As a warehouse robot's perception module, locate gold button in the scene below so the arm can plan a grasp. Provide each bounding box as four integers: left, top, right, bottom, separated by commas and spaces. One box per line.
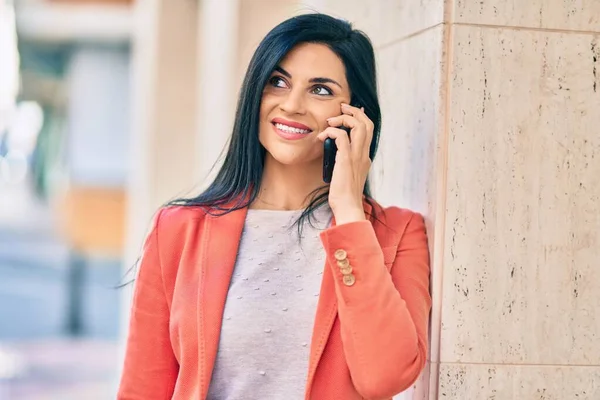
342, 274, 356, 286
334, 249, 347, 260
337, 259, 350, 268
340, 265, 353, 275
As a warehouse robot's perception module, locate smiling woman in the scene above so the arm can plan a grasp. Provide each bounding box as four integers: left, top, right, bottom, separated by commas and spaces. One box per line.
118, 13, 431, 400
259, 43, 349, 168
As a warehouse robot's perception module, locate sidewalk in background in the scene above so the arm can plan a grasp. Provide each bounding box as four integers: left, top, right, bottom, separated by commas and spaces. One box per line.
1, 180, 122, 399
0, 339, 119, 400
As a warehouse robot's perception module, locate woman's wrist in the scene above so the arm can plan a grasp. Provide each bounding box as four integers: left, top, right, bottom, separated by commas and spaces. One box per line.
333, 207, 366, 225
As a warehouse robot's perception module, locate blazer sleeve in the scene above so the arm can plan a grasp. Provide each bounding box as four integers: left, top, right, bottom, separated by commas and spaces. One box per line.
319, 209, 431, 400
118, 209, 179, 399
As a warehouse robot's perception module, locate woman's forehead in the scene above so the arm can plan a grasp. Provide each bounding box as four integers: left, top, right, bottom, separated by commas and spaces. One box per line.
277, 43, 347, 85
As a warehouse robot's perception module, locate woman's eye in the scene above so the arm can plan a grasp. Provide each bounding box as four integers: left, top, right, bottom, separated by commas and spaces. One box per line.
312, 86, 332, 96
270, 77, 287, 88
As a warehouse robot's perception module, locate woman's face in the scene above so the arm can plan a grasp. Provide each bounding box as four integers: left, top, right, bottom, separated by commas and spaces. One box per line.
259, 42, 351, 168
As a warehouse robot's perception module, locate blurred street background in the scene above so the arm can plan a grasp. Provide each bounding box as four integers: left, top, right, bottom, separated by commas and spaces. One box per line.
1, 0, 599, 399
0, 181, 120, 399
1, 0, 128, 398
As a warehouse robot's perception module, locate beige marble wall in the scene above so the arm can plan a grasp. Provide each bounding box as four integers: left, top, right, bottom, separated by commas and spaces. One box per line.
439, 364, 600, 398
374, 25, 444, 215
453, 0, 600, 31
442, 26, 600, 366
314, 0, 445, 47
438, 19, 600, 400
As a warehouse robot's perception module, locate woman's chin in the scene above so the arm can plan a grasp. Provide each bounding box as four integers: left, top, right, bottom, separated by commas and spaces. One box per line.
265, 151, 320, 168
268, 154, 305, 166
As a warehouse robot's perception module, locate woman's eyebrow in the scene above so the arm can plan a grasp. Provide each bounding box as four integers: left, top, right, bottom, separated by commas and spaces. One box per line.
274, 66, 292, 78
274, 66, 343, 89
309, 77, 342, 89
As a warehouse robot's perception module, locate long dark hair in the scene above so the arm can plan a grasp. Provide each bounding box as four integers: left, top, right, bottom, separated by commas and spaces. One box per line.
169, 13, 382, 225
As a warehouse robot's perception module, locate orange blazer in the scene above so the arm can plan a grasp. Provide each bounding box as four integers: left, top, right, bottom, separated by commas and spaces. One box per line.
118, 200, 431, 400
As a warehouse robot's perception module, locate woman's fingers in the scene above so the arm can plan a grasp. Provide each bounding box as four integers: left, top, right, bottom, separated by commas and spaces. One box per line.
317, 126, 352, 158
326, 113, 369, 159
326, 114, 359, 130
342, 104, 374, 158
342, 104, 374, 131
321, 104, 374, 221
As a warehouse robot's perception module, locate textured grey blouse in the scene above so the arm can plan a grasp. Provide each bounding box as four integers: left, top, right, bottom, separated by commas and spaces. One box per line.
207, 206, 332, 399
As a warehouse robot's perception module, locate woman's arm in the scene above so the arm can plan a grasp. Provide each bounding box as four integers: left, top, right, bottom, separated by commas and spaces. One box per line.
118, 209, 179, 399
320, 208, 431, 400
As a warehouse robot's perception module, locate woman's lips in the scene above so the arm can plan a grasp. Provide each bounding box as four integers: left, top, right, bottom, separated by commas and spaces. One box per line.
271, 118, 313, 141
272, 123, 312, 140
271, 118, 312, 131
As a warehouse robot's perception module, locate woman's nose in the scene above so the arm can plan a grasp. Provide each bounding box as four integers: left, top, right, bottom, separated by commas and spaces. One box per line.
279, 91, 306, 115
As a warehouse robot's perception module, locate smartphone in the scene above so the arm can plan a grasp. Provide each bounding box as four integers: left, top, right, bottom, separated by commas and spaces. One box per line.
322, 126, 350, 184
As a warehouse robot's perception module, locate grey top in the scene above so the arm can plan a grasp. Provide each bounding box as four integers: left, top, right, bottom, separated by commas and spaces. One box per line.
207, 206, 333, 400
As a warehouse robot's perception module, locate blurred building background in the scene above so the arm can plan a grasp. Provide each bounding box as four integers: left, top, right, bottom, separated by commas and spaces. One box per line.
0, 0, 598, 399
1, 0, 131, 398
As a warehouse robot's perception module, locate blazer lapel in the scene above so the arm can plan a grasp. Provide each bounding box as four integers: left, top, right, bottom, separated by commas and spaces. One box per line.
305, 200, 373, 398
198, 206, 247, 398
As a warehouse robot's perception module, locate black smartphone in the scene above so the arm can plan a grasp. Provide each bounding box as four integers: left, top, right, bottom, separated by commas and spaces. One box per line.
322, 126, 350, 184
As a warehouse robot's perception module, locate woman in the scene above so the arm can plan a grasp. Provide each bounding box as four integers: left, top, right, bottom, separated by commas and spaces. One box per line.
118, 13, 431, 400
